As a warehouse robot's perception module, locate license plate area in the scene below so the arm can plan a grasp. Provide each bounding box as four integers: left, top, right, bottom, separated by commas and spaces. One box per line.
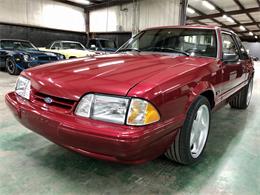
21, 109, 59, 139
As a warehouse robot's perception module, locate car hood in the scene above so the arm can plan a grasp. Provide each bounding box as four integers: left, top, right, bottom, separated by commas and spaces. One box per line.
58, 49, 95, 54
19, 50, 58, 57
23, 53, 214, 101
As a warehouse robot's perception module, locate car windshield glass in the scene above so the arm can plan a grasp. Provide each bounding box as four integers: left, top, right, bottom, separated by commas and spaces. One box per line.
0, 40, 38, 51
99, 40, 116, 49
62, 42, 85, 50
118, 28, 217, 58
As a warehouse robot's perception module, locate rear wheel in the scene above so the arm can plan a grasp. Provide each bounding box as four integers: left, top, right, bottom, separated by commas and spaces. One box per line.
165, 96, 211, 165
229, 79, 253, 109
6, 58, 20, 75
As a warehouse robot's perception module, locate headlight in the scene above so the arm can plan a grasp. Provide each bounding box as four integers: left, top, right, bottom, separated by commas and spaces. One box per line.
58, 54, 65, 60
15, 76, 31, 100
75, 94, 160, 126
23, 54, 30, 62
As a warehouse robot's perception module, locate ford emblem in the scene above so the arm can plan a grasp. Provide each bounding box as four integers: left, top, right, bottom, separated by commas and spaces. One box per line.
44, 97, 53, 104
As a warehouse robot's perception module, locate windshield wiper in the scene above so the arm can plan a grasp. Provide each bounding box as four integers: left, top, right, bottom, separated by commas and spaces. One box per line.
143, 47, 189, 56
160, 48, 190, 56
117, 48, 141, 53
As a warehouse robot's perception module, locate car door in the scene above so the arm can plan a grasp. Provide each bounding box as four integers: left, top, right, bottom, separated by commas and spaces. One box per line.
0, 43, 7, 68
221, 32, 246, 97
234, 34, 251, 82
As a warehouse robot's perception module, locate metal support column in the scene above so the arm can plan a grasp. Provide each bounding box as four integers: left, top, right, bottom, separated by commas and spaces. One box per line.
179, 0, 188, 25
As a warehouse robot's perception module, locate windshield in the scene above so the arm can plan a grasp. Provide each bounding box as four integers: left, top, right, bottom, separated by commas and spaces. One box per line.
0, 40, 38, 51
100, 40, 116, 49
62, 42, 85, 50
118, 28, 217, 58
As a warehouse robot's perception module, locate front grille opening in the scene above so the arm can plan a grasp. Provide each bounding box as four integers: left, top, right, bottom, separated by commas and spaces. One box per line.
33, 92, 76, 112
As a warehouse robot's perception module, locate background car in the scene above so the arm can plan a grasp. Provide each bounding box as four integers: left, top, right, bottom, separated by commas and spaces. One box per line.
0, 39, 64, 75
252, 56, 259, 61
86, 38, 117, 53
39, 40, 95, 59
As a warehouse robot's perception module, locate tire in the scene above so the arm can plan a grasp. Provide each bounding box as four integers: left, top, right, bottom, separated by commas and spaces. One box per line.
229, 79, 253, 109
165, 96, 211, 165
6, 57, 20, 75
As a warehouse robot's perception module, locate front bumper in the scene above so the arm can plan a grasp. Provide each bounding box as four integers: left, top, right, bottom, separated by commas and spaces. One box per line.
5, 92, 181, 164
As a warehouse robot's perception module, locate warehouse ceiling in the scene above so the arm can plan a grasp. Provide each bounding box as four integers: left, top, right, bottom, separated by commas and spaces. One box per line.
60, 0, 133, 9
57, 0, 260, 42
187, 0, 260, 42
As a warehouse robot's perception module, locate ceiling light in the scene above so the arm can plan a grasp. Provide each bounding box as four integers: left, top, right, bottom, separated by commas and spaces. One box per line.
187, 7, 195, 14
226, 17, 235, 23
255, 36, 258, 39
239, 25, 246, 31
249, 32, 253, 36
222, 15, 235, 23
68, 0, 90, 5
202, 1, 215, 10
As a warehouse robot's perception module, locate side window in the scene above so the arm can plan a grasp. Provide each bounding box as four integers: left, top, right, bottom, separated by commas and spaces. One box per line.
234, 35, 249, 60
88, 40, 96, 47
88, 40, 98, 49
222, 33, 240, 62
51, 42, 61, 50
222, 33, 238, 54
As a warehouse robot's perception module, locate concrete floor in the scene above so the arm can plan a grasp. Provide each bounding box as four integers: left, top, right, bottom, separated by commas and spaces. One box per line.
0, 63, 259, 195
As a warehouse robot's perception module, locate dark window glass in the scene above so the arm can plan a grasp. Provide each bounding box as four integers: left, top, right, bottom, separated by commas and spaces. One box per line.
0, 40, 37, 51
51, 43, 61, 49
88, 40, 97, 47
222, 33, 239, 55
62, 42, 85, 50
99, 40, 116, 49
234, 35, 249, 60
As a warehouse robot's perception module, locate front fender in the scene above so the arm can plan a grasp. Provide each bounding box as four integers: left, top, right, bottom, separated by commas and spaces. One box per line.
185, 81, 216, 112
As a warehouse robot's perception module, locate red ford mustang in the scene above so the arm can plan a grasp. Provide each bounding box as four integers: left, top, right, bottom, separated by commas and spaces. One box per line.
6, 26, 254, 165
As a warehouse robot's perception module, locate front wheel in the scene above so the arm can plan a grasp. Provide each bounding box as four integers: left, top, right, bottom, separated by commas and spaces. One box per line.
165, 96, 211, 165
6, 58, 20, 75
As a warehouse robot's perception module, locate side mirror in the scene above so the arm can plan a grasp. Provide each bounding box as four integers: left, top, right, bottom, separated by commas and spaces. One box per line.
223, 52, 239, 63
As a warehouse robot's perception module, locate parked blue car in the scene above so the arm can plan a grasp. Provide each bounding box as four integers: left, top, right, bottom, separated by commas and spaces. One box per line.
0, 39, 65, 75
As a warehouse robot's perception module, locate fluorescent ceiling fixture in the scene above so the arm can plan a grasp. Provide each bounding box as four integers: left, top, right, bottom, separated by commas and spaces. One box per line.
187, 7, 195, 14
68, 0, 91, 5
222, 15, 235, 23
249, 32, 253, 36
239, 25, 246, 31
226, 17, 235, 23
202, 1, 215, 10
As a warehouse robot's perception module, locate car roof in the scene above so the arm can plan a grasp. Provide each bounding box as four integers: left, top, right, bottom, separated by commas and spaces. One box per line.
54, 40, 82, 44
0, 39, 31, 42
143, 25, 235, 34
90, 38, 111, 41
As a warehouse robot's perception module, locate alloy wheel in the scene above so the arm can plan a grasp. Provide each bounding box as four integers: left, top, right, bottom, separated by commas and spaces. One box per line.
190, 105, 210, 158
246, 80, 253, 106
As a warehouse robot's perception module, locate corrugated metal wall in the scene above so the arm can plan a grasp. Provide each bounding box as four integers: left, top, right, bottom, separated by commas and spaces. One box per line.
243, 42, 260, 59
89, 0, 180, 33
0, 0, 86, 32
